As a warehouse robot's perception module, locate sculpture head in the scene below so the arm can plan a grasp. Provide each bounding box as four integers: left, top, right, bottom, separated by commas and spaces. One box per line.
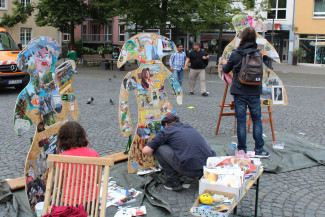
232, 14, 268, 33
117, 33, 177, 68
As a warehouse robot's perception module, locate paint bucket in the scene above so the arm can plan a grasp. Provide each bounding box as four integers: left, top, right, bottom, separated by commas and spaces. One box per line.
35, 202, 44, 217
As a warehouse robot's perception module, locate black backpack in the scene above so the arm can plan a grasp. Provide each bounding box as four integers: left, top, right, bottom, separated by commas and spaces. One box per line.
238, 51, 263, 85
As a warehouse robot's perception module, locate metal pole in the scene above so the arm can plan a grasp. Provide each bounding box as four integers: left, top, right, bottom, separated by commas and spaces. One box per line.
271, 18, 275, 45
270, 18, 275, 69
255, 178, 260, 217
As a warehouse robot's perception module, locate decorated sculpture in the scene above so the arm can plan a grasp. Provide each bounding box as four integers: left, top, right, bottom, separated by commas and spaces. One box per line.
13, 36, 78, 211
219, 14, 288, 106
117, 33, 183, 173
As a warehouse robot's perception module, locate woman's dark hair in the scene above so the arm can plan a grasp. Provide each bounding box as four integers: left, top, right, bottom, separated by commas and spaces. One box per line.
57, 121, 88, 151
238, 27, 256, 48
141, 68, 150, 88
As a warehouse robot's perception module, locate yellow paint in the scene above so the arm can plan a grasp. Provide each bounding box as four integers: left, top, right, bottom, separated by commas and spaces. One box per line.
140, 110, 147, 123
295, 0, 325, 34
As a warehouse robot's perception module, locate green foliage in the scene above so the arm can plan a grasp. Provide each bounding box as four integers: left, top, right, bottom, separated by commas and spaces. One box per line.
0, 0, 34, 27
35, 0, 88, 33
292, 48, 304, 61
115, 0, 206, 35
35, 0, 116, 44
242, 0, 271, 20
88, 0, 119, 24
97, 44, 113, 55
81, 47, 97, 55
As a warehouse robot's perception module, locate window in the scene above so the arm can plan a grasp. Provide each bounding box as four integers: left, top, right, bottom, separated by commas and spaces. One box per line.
21, 0, 31, 7
267, 0, 287, 20
0, 0, 7, 10
119, 25, 125, 42
104, 24, 112, 41
20, 27, 32, 46
62, 33, 70, 41
299, 34, 325, 64
314, 0, 325, 18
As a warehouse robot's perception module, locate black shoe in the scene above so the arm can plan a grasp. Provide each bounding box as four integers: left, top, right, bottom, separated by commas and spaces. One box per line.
180, 176, 201, 189
255, 150, 271, 158
202, 92, 209, 96
164, 179, 182, 191
189, 92, 194, 95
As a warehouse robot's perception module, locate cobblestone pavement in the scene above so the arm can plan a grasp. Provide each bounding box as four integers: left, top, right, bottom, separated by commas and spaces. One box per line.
0, 62, 324, 216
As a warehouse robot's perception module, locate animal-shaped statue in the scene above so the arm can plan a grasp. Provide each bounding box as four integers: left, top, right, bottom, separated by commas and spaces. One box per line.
219, 14, 287, 106
117, 33, 183, 173
13, 36, 78, 211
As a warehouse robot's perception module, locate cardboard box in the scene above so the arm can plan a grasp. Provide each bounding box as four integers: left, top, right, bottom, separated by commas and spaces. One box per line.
191, 190, 236, 217
199, 178, 246, 201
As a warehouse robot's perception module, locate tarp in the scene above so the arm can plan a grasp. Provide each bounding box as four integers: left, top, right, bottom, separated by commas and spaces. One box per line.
206, 132, 325, 173
1, 132, 325, 216
0, 162, 172, 217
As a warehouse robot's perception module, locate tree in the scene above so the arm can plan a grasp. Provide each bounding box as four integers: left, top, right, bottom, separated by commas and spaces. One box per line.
35, 0, 88, 46
197, 0, 242, 59
199, 0, 270, 58
116, 0, 208, 37
0, 0, 34, 27
35, 0, 117, 46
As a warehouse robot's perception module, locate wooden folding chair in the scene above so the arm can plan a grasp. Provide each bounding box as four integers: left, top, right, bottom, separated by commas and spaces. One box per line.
42, 155, 114, 217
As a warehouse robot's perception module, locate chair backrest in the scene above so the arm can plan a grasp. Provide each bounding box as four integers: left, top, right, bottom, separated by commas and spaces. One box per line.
42, 155, 114, 217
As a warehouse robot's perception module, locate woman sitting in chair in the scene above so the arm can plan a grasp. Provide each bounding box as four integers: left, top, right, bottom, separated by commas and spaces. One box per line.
57, 121, 98, 207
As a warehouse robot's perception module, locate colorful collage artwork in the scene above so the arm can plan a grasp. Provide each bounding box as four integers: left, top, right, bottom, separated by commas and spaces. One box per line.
13, 36, 78, 211
219, 14, 288, 106
117, 33, 183, 173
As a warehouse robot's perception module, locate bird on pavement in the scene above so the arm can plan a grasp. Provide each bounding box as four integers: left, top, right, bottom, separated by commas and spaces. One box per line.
109, 98, 114, 105
87, 97, 94, 104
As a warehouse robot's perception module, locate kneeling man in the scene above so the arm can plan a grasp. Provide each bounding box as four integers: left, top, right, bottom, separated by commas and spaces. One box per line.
142, 114, 216, 190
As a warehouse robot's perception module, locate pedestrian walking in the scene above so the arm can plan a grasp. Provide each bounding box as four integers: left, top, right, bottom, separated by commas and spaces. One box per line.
221, 27, 270, 158
184, 42, 209, 96
67, 45, 78, 74
169, 44, 186, 86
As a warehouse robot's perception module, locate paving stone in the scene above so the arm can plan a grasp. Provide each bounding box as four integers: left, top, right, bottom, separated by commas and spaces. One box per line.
1, 63, 325, 217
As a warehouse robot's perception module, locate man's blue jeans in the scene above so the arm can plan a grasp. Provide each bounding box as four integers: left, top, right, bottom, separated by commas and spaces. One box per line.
173, 69, 184, 86
234, 95, 265, 153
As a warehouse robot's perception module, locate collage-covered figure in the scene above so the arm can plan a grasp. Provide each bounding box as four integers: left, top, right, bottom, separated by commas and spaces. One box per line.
219, 14, 288, 106
13, 36, 78, 211
118, 33, 183, 173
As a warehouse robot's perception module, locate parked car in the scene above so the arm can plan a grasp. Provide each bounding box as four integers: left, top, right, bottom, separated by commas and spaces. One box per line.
0, 27, 30, 90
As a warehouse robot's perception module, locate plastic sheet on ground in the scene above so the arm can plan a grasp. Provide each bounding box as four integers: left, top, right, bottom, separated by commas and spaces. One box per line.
206, 132, 325, 173
0, 162, 172, 217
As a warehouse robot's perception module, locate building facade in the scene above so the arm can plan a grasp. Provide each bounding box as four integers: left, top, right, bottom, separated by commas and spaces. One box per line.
0, 0, 60, 48
263, 0, 295, 64
295, 0, 325, 65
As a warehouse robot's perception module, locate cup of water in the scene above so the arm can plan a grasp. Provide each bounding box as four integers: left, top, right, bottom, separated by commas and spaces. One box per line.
273, 142, 285, 149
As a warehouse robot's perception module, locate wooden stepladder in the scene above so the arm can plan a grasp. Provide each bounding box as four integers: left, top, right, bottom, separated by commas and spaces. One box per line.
215, 83, 276, 144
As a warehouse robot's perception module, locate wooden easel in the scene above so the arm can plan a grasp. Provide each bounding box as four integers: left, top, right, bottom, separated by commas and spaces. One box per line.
215, 83, 276, 144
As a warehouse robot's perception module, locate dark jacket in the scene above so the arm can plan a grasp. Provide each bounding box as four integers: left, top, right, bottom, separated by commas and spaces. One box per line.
146, 122, 216, 171
222, 42, 262, 96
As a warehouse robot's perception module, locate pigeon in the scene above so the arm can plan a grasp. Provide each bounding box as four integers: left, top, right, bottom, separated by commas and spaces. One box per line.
113, 74, 116, 78
109, 78, 111, 81
109, 98, 114, 105
87, 97, 94, 104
